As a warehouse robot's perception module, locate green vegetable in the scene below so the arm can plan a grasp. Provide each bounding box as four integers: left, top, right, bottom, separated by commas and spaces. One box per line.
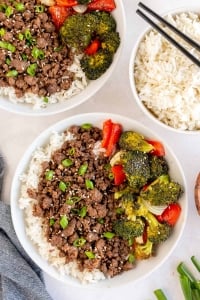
31, 47, 45, 59
113, 218, 145, 240
81, 123, 92, 130
73, 237, 86, 247
85, 179, 94, 189
66, 196, 81, 205
68, 147, 75, 155
119, 131, 154, 152
6, 69, 18, 77
24, 29, 35, 46
179, 275, 193, 300
78, 206, 87, 218
148, 155, 169, 180
191, 256, 200, 272
5, 6, 13, 17
103, 232, 115, 239
139, 174, 183, 206
49, 218, 55, 226
0, 41, 15, 52
45, 170, 54, 180
18, 33, 24, 41
78, 163, 88, 175
27, 63, 37, 76
85, 251, 95, 259
154, 289, 168, 300
59, 181, 69, 192
0, 28, 6, 37
15, 3, 25, 11
128, 253, 135, 263
101, 31, 120, 55
35, 5, 44, 13
80, 49, 113, 80
61, 158, 73, 167
59, 215, 68, 229
134, 239, 153, 259
92, 11, 117, 36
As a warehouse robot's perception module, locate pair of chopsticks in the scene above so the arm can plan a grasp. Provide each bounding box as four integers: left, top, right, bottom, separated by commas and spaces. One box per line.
136, 2, 200, 67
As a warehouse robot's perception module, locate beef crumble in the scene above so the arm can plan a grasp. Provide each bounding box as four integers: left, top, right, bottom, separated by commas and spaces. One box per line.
28, 125, 135, 278
0, 0, 75, 98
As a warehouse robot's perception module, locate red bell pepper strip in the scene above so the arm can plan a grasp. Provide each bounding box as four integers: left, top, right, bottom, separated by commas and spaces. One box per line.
147, 140, 165, 156
101, 119, 113, 148
87, 0, 116, 12
111, 164, 126, 185
85, 39, 101, 55
48, 6, 73, 29
156, 203, 181, 226
105, 122, 122, 157
55, 0, 78, 6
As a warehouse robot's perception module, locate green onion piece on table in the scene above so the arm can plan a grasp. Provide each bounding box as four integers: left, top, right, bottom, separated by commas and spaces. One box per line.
153, 289, 168, 300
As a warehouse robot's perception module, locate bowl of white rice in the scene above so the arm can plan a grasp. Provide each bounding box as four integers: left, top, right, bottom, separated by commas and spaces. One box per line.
0, 0, 125, 116
10, 112, 187, 287
129, 7, 200, 133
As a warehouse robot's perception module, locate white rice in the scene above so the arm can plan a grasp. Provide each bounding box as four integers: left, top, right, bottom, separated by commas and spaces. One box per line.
134, 12, 200, 131
0, 53, 88, 110
19, 130, 105, 284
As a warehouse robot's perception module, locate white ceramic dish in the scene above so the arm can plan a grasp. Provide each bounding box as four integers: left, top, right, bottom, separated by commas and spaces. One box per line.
129, 6, 200, 134
11, 112, 187, 288
0, 0, 126, 116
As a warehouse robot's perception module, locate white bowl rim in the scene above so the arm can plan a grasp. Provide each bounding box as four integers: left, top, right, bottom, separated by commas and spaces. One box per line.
129, 5, 200, 134
0, 0, 126, 117
10, 112, 188, 288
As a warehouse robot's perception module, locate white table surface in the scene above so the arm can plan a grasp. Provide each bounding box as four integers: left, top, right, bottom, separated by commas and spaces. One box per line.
1, 0, 200, 299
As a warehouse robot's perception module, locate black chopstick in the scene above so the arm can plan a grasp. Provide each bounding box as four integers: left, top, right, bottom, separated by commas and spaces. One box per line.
136, 3, 200, 68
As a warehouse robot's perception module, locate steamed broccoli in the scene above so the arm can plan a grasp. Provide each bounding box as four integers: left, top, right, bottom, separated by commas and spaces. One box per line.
80, 49, 113, 80
134, 239, 154, 259
93, 11, 117, 35
139, 174, 183, 206
119, 131, 154, 152
101, 31, 120, 54
149, 155, 169, 180
59, 13, 97, 50
113, 218, 145, 240
121, 150, 151, 191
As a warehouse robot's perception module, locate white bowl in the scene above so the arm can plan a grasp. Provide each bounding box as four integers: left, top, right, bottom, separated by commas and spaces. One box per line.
0, 0, 125, 116
11, 112, 187, 288
129, 6, 200, 134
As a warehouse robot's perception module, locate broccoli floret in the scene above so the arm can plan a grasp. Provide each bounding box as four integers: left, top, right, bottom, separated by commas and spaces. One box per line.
149, 155, 169, 180
92, 11, 117, 36
121, 150, 151, 190
119, 131, 154, 152
145, 211, 172, 243
113, 218, 145, 240
134, 239, 154, 259
80, 49, 113, 80
59, 13, 97, 50
101, 31, 120, 54
139, 174, 183, 206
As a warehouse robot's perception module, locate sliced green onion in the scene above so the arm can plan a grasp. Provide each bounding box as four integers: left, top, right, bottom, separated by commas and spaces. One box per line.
179, 275, 193, 300
128, 253, 135, 264
5, 6, 13, 17
49, 218, 55, 226
59, 215, 68, 229
97, 218, 104, 224
24, 29, 35, 46
115, 207, 124, 214
45, 170, 54, 180
85, 251, 95, 259
15, 3, 25, 11
81, 123, 92, 130
68, 147, 75, 155
21, 53, 27, 61
0, 28, 6, 37
66, 196, 81, 205
59, 181, 69, 192
31, 47, 45, 60
177, 262, 196, 283
85, 179, 94, 189
154, 289, 168, 300
6, 69, 18, 77
73, 237, 86, 247
43, 97, 48, 103
78, 206, 87, 218
78, 163, 88, 175
18, 33, 24, 40
62, 158, 73, 167
5, 57, 11, 65
27, 63, 37, 76
191, 256, 200, 272
35, 5, 44, 13
0, 4, 7, 12
103, 232, 115, 239
0, 41, 15, 52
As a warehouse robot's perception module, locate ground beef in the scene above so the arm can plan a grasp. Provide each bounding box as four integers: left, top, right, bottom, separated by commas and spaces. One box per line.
0, 0, 75, 98
28, 125, 135, 278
